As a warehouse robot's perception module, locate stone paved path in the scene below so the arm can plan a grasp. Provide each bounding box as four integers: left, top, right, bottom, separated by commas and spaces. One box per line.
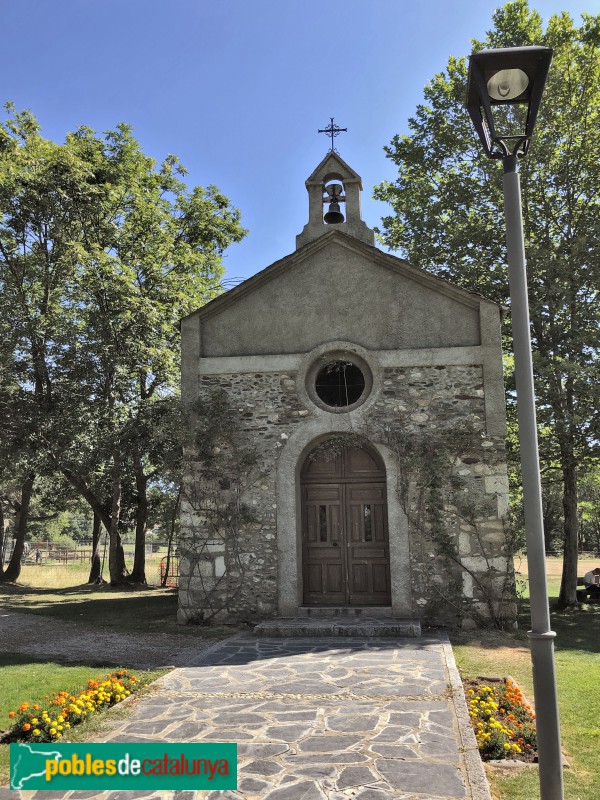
13, 633, 490, 800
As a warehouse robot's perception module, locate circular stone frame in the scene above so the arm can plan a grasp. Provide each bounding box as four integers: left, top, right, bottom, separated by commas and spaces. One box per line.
305, 348, 373, 414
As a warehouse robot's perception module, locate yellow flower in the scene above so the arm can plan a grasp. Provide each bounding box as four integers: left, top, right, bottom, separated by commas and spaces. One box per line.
33, 729, 40, 736
31, 718, 38, 725
49, 728, 57, 735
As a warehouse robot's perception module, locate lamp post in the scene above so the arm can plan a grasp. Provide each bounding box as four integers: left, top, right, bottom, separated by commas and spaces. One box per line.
466, 47, 564, 800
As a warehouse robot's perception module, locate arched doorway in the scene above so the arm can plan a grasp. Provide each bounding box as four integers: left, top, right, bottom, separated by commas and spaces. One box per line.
300, 441, 391, 606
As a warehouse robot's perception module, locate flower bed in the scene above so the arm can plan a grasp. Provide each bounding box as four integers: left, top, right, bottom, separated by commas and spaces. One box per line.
5, 669, 146, 744
465, 677, 537, 761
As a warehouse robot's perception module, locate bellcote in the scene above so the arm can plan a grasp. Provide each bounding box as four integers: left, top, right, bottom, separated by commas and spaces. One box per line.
296, 152, 375, 248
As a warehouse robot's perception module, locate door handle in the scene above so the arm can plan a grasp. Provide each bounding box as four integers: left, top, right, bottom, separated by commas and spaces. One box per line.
332, 541, 338, 547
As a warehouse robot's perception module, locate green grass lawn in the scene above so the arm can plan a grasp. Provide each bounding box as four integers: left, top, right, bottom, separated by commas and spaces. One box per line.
0, 582, 234, 637
451, 590, 600, 798
0, 655, 165, 786
2, 560, 598, 796
2, 583, 181, 633
0, 580, 237, 787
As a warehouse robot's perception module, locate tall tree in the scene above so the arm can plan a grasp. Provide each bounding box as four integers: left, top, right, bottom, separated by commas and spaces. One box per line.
0, 107, 246, 584
375, 2, 600, 607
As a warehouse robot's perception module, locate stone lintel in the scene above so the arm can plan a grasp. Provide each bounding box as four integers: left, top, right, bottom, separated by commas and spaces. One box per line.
197, 346, 485, 376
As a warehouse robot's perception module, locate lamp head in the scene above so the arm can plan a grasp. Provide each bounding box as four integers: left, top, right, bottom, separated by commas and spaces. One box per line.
466, 46, 552, 160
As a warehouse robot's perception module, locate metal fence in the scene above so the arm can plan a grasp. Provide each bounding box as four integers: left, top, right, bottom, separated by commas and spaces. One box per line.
159, 556, 179, 587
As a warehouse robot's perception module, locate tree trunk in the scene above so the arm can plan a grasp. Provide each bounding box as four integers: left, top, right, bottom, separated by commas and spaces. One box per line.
0, 500, 6, 575
87, 512, 103, 583
129, 449, 147, 584
108, 449, 127, 585
60, 467, 112, 532
557, 457, 579, 609
1, 474, 35, 583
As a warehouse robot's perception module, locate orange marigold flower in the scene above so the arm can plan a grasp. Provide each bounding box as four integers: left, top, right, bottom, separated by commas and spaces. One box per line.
19, 703, 29, 712
8, 711, 16, 719
22, 723, 31, 731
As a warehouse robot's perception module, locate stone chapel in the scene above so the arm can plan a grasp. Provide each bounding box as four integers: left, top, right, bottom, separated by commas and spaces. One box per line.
178, 151, 516, 630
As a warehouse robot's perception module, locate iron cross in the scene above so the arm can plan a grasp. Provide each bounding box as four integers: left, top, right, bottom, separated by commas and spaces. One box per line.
318, 118, 347, 151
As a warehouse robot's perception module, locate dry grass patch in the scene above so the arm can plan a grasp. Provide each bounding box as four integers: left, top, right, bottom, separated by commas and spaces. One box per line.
18, 564, 91, 588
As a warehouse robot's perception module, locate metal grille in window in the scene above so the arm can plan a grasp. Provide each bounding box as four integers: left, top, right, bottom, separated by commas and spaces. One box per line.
315, 361, 365, 408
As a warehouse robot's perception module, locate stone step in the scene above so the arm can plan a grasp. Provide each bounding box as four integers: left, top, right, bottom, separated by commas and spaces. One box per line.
297, 606, 394, 618
253, 617, 422, 638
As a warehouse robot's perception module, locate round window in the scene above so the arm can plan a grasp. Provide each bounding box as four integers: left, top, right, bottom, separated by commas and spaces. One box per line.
303, 347, 374, 414
314, 361, 366, 409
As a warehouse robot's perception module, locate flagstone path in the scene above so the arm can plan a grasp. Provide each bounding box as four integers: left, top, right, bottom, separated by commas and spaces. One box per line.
13, 632, 491, 800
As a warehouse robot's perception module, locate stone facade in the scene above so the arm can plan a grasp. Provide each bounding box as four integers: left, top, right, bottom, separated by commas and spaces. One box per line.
178, 151, 515, 629
179, 371, 305, 623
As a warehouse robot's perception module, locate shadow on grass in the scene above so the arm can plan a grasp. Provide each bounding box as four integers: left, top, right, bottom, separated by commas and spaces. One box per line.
450, 594, 600, 657
0, 584, 180, 632
516, 595, 600, 654
0, 652, 119, 669
0, 582, 170, 597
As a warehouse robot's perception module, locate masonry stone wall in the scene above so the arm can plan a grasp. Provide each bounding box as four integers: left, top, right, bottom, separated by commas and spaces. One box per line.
178, 363, 515, 628
369, 366, 514, 628
178, 371, 305, 624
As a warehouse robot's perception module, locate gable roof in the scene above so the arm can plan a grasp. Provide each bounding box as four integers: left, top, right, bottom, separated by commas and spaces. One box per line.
181, 229, 499, 325
305, 151, 363, 187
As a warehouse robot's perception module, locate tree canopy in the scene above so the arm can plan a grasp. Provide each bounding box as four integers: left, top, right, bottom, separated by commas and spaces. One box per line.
375, 1, 600, 606
0, 105, 246, 583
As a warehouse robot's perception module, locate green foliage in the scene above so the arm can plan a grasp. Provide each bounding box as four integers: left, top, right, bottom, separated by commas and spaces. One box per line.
190, 389, 260, 483
579, 467, 600, 554
5, 669, 146, 744
467, 679, 536, 760
375, 1, 600, 601
0, 105, 246, 582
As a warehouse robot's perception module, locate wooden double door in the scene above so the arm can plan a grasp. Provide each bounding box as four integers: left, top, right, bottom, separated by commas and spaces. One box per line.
301, 444, 391, 606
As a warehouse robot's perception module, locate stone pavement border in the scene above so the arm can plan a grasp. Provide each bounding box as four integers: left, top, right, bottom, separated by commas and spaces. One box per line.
440, 637, 491, 800
5, 631, 492, 800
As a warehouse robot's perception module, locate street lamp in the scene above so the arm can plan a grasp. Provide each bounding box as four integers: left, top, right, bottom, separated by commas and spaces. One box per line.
466, 47, 563, 800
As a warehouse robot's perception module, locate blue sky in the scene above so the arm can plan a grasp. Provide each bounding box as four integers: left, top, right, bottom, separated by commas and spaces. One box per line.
1, 0, 596, 283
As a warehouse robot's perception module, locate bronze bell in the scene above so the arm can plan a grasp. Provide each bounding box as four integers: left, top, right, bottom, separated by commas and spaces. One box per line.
324, 201, 344, 224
